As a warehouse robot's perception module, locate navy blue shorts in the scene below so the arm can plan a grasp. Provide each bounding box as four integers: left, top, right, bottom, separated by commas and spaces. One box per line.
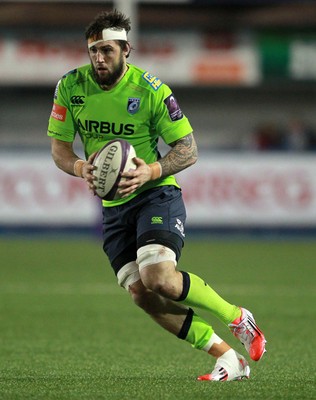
102, 186, 186, 275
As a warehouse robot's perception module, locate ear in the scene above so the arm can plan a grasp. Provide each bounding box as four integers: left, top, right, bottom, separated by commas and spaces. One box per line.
125, 42, 131, 58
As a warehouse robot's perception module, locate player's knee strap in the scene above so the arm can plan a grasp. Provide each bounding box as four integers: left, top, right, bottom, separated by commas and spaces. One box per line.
136, 244, 177, 271
117, 261, 140, 290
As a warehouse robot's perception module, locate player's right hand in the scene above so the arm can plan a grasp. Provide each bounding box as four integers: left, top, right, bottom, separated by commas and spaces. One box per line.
83, 153, 97, 195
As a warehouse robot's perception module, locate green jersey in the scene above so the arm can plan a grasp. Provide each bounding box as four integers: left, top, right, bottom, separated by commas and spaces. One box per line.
48, 63, 193, 206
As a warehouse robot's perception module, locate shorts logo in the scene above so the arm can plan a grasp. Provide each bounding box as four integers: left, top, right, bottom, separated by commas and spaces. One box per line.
127, 98, 140, 114
51, 103, 67, 122
175, 218, 185, 237
151, 216, 163, 224
71, 95, 85, 105
142, 72, 162, 91
164, 94, 183, 122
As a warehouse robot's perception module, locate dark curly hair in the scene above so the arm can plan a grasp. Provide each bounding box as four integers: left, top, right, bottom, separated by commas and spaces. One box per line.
85, 9, 131, 57
85, 9, 131, 40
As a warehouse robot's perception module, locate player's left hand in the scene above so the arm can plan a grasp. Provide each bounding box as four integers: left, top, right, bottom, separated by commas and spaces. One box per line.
118, 157, 152, 197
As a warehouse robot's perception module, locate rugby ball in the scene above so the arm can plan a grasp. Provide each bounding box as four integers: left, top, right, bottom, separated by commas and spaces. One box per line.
92, 139, 137, 200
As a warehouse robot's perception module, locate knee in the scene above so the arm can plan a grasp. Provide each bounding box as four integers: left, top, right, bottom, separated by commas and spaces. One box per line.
116, 262, 159, 311
141, 271, 176, 298
129, 281, 155, 313
136, 244, 182, 299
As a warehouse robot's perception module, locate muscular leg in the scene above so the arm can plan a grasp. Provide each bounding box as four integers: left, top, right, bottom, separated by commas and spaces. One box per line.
116, 248, 240, 359
139, 258, 240, 325
129, 279, 187, 335
128, 278, 231, 358
135, 249, 265, 364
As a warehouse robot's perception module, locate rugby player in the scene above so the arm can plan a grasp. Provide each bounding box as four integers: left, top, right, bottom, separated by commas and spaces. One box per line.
48, 9, 266, 381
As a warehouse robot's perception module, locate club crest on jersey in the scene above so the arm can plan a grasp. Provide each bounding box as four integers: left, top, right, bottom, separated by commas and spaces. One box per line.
127, 97, 140, 114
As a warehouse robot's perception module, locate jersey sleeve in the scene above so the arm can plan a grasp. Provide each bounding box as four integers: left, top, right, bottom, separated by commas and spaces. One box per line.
47, 77, 77, 142
152, 84, 193, 144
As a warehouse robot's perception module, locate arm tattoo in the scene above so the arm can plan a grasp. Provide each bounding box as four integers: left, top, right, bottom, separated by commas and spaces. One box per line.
159, 133, 198, 177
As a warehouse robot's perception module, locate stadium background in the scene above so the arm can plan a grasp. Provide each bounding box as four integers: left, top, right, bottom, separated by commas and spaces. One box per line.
1, 0, 316, 236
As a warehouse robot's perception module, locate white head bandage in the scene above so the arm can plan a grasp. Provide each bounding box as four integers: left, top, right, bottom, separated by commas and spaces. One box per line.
88, 27, 127, 48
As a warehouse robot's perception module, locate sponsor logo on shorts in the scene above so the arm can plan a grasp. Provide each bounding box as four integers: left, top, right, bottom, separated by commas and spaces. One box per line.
142, 72, 162, 91
127, 97, 140, 114
164, 94, 183, 122
51, 103, 67, 122
175, 218, 185, 237
151, 216, 163, 224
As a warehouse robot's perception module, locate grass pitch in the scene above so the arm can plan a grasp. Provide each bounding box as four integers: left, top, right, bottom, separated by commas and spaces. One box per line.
0, 236, 315, 399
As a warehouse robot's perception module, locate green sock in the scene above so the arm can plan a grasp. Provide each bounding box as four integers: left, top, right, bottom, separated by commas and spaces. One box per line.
178, 309, 214, 350
179, 272, 241, 325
